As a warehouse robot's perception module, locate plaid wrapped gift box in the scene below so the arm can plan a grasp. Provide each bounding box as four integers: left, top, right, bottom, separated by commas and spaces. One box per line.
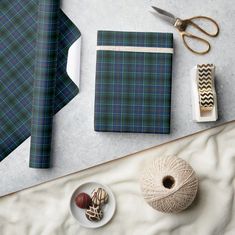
94, 31, 173, 134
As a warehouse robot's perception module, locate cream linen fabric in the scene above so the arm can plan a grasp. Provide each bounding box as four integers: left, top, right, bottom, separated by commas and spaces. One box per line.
0, 122, 235, 235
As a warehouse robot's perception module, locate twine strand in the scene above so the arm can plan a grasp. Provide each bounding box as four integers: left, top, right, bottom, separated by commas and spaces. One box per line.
140, 156, 199, 213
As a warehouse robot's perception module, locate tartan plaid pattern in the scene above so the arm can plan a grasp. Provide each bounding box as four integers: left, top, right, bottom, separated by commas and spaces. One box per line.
29, 0, 59, 169
94, 31, 173, 134
0, 0, 80, 166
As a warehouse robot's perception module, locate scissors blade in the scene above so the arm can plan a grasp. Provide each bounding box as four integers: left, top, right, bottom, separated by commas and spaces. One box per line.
151, 6, 177, 25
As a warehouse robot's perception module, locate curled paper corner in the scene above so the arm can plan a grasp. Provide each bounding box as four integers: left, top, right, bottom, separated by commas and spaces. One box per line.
66, 36, 82, 89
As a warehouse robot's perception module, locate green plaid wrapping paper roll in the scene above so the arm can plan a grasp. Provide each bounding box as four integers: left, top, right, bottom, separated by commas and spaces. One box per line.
29, 0, 59, 168
0, 0, 80, 166
94, 31, 173, 134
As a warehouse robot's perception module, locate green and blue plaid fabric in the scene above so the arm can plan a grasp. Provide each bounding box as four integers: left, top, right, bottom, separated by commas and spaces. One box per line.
0, 0, 80, 166
94, 31, 173, 134
29, 0, 60, 168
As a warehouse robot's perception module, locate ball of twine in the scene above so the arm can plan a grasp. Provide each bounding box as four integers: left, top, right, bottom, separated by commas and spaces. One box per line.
140, 155, 198, 213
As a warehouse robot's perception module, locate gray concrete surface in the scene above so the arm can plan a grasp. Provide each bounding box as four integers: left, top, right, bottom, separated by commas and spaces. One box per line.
0, 0, 234, 196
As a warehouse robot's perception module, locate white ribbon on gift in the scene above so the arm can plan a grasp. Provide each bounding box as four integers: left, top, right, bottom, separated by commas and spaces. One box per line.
96, 45, 174, 54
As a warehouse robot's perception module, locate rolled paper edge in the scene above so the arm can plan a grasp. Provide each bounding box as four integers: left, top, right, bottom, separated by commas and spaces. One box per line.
29, 0, 60, 169
29, 4, 81, 168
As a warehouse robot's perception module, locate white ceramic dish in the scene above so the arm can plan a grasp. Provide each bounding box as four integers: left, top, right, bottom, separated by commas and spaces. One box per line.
70, 182, 116, 228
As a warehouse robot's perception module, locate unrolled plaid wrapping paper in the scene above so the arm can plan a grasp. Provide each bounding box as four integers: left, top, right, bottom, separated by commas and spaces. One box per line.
94, 31, 173, 134
0, 0, 80, 168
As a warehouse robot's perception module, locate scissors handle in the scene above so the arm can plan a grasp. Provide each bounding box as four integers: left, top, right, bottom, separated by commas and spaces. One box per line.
185, 16, 220, 37
174, 16, 219, 54
180, 31, 211, 55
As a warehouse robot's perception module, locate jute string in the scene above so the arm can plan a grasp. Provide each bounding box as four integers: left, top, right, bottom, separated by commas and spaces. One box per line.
139, 155, 199, 213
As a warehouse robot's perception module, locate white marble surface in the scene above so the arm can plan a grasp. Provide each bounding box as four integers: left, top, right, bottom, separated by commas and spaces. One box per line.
0, 0, 234, 197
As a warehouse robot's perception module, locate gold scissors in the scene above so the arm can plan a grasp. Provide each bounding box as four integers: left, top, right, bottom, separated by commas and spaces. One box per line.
152, 6, 220, 55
